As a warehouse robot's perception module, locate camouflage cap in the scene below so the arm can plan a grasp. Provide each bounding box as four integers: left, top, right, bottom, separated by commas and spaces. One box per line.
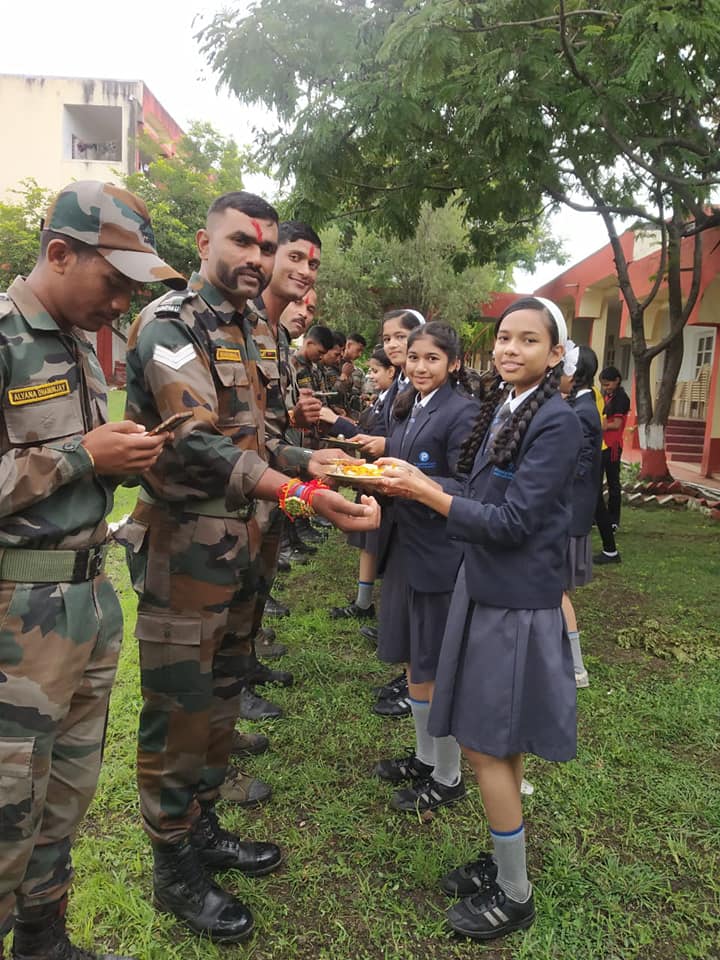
43, 181, 186, 289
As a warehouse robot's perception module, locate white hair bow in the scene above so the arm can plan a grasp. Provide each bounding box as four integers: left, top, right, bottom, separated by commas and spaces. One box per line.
563, 339, 580, 377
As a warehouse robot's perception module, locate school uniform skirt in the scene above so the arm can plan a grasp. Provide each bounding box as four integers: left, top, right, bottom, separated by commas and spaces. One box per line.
376, 534, 452, 684
563, 534, 593, 591
429, 564, 577, 762
347, 527, 380, 554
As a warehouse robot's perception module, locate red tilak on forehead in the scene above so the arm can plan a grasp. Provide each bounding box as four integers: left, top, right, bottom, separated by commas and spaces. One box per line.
250, 219, 263, 243
308, 244, 315, 260
304, 296, 310, 305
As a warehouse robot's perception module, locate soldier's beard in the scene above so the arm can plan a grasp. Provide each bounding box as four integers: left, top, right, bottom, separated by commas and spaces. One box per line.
216, 259, 267, 297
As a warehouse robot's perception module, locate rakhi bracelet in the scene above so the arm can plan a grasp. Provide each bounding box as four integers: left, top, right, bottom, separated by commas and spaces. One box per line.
303, 478, 330, 511
278, 479, 313, 521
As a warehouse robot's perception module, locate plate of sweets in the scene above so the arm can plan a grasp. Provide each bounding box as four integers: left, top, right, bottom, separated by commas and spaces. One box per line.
323, 460, 390, 487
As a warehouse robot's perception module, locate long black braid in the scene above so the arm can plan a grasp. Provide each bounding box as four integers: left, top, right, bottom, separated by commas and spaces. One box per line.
456, 372, 507, 473
566, 345, 599, 408
492, 364, 563, 466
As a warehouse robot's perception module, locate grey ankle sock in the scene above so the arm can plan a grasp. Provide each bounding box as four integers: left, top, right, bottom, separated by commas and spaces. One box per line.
431, 734, 461, 787
355, 580, 374, 609
491, 823, 531, 902
410, 698, 433, 766
568, 630, 585, 673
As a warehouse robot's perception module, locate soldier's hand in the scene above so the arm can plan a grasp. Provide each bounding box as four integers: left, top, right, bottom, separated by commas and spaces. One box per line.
340, 362, 354, 380
312, 490, 381, 532
83, 421, 167, 475
293, 391, 322, 427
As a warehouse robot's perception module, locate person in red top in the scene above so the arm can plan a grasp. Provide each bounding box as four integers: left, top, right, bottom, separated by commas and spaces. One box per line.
594, 365, 630, 564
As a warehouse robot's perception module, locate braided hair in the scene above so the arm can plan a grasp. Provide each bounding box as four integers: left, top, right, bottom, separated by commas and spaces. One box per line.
456, 297, 564, 473
566, 345, 599, 407
393, 321, 464, 421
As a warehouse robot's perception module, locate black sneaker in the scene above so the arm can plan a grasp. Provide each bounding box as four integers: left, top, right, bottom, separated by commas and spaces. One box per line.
372, 671, 408, 700
237, 686, 284, 721
329, 602, 376, 620
440, 852, 497, 897
372, 694, 411, 718
374, 751, 433, 783
593, 551, 622, 565
360, 625, 379, 643
391, 776, 466, 813
446, 880, 535, 941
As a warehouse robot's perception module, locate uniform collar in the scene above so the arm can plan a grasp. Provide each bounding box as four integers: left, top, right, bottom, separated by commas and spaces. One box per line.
7, 276, 65, 333
189, 271, 245, 325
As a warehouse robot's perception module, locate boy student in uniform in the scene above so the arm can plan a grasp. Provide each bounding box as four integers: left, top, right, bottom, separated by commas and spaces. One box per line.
377, 297, 582, 941
371, 323, 479, 813
560, 346, 602, 688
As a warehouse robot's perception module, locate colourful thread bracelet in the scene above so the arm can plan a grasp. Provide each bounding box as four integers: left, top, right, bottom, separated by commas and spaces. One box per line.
278, 478, 330, 521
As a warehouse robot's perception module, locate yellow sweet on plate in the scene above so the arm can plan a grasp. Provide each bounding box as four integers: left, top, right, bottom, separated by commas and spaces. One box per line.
334, 462, 385, 477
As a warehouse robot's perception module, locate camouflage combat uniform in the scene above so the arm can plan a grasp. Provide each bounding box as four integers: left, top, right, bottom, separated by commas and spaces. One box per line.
247, 302, 303, 624
124, 272, 311, 845
0, 278, 121, 926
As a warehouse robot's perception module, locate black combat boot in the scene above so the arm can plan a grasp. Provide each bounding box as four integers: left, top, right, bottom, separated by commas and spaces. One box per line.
13, 895, 134, 959
192, 805, 283, 875
152, 837, 254, 943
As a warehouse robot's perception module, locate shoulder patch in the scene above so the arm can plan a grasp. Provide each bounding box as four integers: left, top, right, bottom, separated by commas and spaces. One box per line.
154, 290, 194, 319
153, 344, 196, 370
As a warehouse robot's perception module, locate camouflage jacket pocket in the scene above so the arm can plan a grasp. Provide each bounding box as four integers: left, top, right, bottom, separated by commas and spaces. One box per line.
257, 357, 280, 386
136, 613, 204, 699
4, 391, 84, 446
0, 736, 34, 839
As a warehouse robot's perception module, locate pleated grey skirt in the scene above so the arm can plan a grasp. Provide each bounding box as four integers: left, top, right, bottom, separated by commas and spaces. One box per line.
563, 534, 593, 591
347, 526, 380, 554
376, 535, 452, 684
429, 564, 577, 762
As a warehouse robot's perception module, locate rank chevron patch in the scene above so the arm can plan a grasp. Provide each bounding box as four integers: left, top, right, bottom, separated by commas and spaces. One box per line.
153, 344, 196, 370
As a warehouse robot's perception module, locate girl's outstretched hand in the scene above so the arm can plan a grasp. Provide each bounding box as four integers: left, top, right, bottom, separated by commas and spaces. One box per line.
354, 434, 386, 458
375, 458, 443, 500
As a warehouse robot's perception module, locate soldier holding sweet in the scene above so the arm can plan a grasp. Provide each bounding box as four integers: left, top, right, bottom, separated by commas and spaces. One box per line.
123, 191, 379, 944
0, 181, 181, 960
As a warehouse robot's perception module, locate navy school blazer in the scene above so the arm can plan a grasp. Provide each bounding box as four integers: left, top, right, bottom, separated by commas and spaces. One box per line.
568, 391, 602, 537
443, 391, 582, 609
329, 376, 405, 440
377, 381, 480, 593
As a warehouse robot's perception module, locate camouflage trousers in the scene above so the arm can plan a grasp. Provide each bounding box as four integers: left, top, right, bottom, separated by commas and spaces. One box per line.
126, 501, 265, 845
251, 506, 284, 635
0, 576, 122, 927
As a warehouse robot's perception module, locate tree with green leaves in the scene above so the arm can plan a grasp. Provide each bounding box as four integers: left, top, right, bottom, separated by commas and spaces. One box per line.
199, 0, 720, 478
0, 180, 54, 290
316, 202, 561, 355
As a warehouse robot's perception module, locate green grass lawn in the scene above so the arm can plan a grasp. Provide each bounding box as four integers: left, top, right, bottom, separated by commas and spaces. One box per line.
69, 391, 720, 959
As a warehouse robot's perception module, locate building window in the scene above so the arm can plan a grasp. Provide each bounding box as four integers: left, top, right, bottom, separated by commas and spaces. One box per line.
63, 105, 122, 163
695, 334, 714, 377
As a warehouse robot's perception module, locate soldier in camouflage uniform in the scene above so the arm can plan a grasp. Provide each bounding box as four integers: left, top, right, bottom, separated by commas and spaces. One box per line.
123, 192, 379, 944
245, 223, 324, 655
0, 181, 181, 960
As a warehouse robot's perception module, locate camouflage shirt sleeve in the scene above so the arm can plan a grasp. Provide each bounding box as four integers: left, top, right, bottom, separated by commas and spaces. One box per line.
127, 308, 268, 505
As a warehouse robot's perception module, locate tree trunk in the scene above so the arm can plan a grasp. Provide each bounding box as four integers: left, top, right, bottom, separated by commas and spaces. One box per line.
633, 347, 672, 480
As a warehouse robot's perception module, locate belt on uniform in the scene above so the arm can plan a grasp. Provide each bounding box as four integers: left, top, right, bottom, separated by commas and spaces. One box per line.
0, 545, 108, 583
138, 488, 256, 521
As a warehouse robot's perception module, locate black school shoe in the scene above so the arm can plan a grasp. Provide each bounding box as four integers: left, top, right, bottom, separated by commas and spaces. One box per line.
593, 551, 622, 565
372, 693, 411, 718
360, 625, 379, 643
374, 750, 433, 783
440, 852, 498, 897
330, 601, 376, 620
391, 776, 466, 813
265, 595, 290, 617
372, 671, 407, 700
446, 880, 535, 941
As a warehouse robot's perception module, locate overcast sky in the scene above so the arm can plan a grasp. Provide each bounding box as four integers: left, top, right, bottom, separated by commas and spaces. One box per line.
6, 0, 611, 290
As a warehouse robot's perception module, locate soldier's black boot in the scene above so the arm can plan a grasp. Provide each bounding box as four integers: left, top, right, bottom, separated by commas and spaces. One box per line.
192, 805, 283, 876
13, 895, 135, 959
152, 837, 254, 943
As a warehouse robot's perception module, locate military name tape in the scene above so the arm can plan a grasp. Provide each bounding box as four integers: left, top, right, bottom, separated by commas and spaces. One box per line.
259, 349, 277, 360
215, 347, 242, 362
8, 379, 70, 405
